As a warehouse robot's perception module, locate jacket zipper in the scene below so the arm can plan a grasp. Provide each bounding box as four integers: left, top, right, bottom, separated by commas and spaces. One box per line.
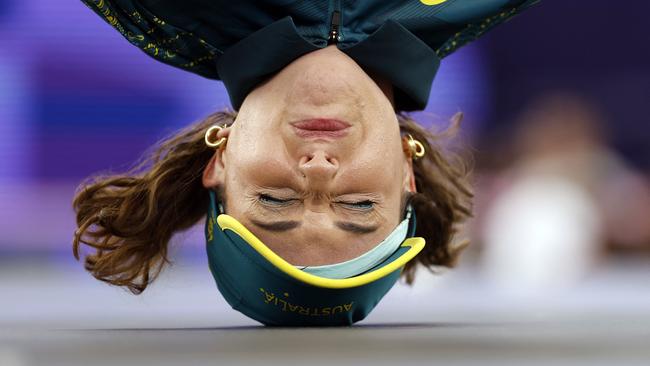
328, 10, 341, 44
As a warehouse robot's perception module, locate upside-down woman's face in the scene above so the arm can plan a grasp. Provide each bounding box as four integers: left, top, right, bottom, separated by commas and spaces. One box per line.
203, 45, 416, 266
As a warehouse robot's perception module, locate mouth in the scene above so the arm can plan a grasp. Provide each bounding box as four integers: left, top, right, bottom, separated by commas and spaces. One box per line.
290, 118, 351, 138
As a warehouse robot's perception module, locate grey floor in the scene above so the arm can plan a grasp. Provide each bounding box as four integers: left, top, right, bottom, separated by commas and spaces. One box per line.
1, 256, 649, 366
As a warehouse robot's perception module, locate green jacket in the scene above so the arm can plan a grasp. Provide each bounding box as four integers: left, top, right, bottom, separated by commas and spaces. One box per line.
81, 0, 539, 111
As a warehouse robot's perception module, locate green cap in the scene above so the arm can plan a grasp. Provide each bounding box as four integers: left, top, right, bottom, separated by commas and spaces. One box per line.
205, 191, 424, 326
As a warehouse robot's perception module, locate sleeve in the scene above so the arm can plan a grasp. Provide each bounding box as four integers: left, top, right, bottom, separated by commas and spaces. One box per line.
433, 0, 541, 58
80, 0, 224, 80
371, 0, 540, 59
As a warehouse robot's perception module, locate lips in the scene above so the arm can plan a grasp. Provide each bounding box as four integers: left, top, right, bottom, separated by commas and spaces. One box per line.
290, 118, 351, 138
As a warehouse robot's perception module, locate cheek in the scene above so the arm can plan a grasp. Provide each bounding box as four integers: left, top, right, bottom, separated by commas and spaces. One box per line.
226, 145, 293, 189
235, 75, 295, 130
228, 118, 283, 166
360, 110, 401, 153
343, 153, 405, 194
359, 129, 405, 172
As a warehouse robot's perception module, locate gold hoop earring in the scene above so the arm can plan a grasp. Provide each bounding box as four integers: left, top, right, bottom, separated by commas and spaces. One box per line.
406, 134, 425, 160
205, 125, 227, 148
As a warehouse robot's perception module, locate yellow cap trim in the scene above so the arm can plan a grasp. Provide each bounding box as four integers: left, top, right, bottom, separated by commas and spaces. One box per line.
216, 214, 425, 289
420, 0, 448, 5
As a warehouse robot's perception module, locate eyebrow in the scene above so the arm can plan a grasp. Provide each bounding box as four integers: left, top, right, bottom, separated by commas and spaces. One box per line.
250, 219, 300, 232
335, 221, 380, 234
249, 219, 380, 234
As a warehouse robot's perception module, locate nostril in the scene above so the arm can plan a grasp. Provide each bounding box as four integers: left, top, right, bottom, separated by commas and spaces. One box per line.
298, 151, 338, 169
325, 156, 339, 167
299, 154, 313, 165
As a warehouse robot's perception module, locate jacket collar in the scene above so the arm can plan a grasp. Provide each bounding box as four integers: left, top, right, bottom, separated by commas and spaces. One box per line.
217, 16, 440, 112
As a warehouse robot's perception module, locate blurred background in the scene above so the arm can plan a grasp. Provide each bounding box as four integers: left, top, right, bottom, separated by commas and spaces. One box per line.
0, 0, 649, 336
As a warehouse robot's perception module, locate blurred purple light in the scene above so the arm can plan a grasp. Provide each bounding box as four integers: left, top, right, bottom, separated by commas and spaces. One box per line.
0, 0, 488, 250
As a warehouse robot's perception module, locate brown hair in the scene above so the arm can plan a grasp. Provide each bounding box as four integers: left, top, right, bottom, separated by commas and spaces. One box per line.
397, 112, 473, 283
72, 110, 472, 294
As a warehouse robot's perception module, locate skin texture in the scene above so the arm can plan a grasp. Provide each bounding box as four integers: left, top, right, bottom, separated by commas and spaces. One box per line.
203, 45, 416, 266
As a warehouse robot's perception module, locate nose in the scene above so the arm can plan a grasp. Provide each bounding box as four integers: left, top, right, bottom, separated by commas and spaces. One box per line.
298, 150, 339, 186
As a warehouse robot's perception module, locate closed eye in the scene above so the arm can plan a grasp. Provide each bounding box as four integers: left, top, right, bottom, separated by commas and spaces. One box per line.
258, 194, 295, 207
337, 200, 375, 211
259, 194, 376, 211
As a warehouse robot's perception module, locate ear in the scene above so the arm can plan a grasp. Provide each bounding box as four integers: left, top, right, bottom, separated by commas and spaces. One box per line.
401, 137, 417, 193
202, 151, 226, 189
202, 127, 231, 189
403, 158, 417, 193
